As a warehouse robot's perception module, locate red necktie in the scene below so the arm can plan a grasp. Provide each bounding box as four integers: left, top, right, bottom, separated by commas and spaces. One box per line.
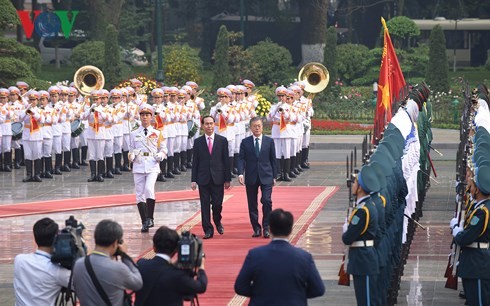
208, 136, 213, 154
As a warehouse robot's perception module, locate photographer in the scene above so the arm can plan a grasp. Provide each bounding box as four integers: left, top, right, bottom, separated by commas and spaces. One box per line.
135, 226, 207, 306
72, 220, 142, 306
13, 217, 71, 306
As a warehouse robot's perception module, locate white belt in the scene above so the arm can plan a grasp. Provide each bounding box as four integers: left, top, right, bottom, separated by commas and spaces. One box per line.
138, 152, 154, 157
466, 242, 489, 249
351, 240, 374, 248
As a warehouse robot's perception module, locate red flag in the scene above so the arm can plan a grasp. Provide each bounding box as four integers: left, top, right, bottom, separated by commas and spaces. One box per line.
218, 114, 227, 132
373, 17, 406, 144
280, 113, 287, 132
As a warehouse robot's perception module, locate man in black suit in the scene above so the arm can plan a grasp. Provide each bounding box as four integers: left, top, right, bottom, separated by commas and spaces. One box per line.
234, 209, 325, 305
191, 115, 231, 239
237, 116, 277, 238
135, 226, 207, 306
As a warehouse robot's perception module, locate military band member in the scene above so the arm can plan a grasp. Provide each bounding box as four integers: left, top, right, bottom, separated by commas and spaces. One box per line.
19, 91, 44, 182
59, 86, 73, 172
39, 90, 54, 178
16, 81, 29, 105
101, 89, 115, 178
225, 85, 239, 177
129, 104, 167, 232
0, 88, 13, 171
162, 87, 176, 178
67, 87, 81, 169
288, 85, 304, 178
81, 90, 107, 182
185, 82, 206, 168
242, 80, 258, 138
48, 86, 63, 175
121, 87, 138, 171
176, 89, 190, 172
131, 78, 147, 105
151, 88, 168, 182
110, 89, 124, 175
9, 86, 25, 169
342, 164, 380, 306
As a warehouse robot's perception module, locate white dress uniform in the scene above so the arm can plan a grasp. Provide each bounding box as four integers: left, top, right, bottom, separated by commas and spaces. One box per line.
40, 104, 55, 178
210, 102, 236, 156
268, 102, 297, 159
0, 103, 13, 170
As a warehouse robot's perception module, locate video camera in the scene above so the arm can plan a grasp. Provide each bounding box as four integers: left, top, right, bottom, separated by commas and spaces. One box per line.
176, 231, 203, 272
51, 216, 87, 270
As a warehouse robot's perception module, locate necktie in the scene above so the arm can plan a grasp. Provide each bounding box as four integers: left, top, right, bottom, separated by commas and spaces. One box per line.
255, 138, 260, 157
144, 128, 148, 136
208, 137, 213, 154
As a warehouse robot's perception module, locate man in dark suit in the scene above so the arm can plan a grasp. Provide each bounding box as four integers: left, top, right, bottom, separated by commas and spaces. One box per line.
191, 115, 231, 239
234, 209, 325, 305
237, 116, 277, 238
135, 226, 207, 306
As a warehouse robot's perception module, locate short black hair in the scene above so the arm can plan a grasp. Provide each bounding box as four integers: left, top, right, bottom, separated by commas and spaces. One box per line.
94, 220, 123, 247
249, 116, 263, 126
201, 115, 214, 125
269, 209, 294, 237
153, 226, 180, 255
33, 218, 59, 247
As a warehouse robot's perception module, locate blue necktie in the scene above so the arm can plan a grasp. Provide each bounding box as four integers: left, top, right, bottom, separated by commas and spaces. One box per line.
255, 138, 260, 157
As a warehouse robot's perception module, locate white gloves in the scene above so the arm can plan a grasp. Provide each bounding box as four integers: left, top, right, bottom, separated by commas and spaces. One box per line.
452, 226, 463, 237
128, 149, 140, 162
155, 152, 165, 162
450, 217, 458, 229
342, 222, 349, 234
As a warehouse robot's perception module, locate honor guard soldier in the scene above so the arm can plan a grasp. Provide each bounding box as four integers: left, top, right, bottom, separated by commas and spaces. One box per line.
267, 88, 297, 182
176, 89, 190, 173
9, 86, 25, 169
101, 89, 115, 178
342, 164, 380, 306
0, 88, 13, 171
129, 104, 167, 232
131, 78, 147, 105
67, 87, 82, 169
242, 80, 258, 138
38, 90, 54, 178
225, 85, 239, 177
81, 90, 107, 182
19, 91, 44, 182
234, 85, 248, 173
294, 81, 314, 169
183, 83, 202, 168
58, 86, 73, 172
110, 89, 125, 175
289, 85, 304, 178
48, 86, 63, 175
151, 88, 169, 182
121, 87, 139, 171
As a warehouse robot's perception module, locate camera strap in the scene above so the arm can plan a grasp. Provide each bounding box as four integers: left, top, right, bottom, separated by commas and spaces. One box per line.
85, 255, 112, 306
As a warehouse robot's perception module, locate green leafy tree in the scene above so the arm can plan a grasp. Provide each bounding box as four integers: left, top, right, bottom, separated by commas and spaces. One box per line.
212, 25, 232, 89
160, 44, 203, 86
118, 0, 152, 49
104, 24, 122, 88
426, 25, 449, 93
336, 43, 371, 84
385, 16, 420, 48
324, 26, 338, 86
87, 0, 124, 40
71, 41, 105, 68
247, 38, 293, 85
0, 0, 19, 32
0, 58, 33, 87
227, 31, 260, 84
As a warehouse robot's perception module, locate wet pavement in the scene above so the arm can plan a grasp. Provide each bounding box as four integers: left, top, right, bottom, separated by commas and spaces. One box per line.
0, 129, 465, 305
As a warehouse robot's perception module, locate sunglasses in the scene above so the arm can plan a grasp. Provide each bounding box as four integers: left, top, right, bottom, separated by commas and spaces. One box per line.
218, 95, 227, 98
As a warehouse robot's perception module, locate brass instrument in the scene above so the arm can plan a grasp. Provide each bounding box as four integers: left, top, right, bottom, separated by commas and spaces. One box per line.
298, 62, 329, 99
74, 65, 105, 96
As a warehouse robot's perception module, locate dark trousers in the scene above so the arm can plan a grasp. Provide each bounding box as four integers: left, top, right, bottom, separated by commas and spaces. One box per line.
198, 180, 224, 234
462, 278, 490, 306
245, 179, 272, 231
353, 274, 378, 306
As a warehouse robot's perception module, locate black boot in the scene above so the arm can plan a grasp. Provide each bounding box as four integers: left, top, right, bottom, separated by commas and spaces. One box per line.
71, 148, 80, 169
296, 150, 303, 172
14, 149, 21, 169
22, 160, 34, 182
0, 153, 2, 171
229, 156, 236, 178
301, 147, 310, 169
172, 152, 181, 175
54, 154, 63, 175
80, 146, 88, 166
165, 157, 175, 178
186, 149, 193, 168
33, 159, 43, 182
233, 153, 239, 174
146, 198, 155, 228
137, 202, 149, 232
19, 145, 25, 166
88, 161, 97, 182
40, 158, 46, 178
4, 151, 12, 172
277, 158, 284, 181
157, 161, 166, 182
97, 160, 105, 182
43, 157, 53, 178
121, 150, 131, 171
61, 151, 71, 172
114, 153, 122, 175
293, 155, 300, 175
180, 150, 187, 171
283, 158, 292, 182
104, 157, 114, 178
289, 156, 297, 178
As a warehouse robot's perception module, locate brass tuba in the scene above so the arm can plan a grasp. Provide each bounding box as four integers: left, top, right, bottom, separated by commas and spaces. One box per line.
73, 65, 105, 96
298, 62, 329, 95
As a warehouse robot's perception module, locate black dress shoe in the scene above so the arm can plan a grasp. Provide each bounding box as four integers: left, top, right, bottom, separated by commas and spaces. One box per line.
263, 230, 270, 238
141, 221, 150, 233
147, 218, 154, 228
252, 229, 261, 237
217, 225, 224, 235
203, 233, 213, 239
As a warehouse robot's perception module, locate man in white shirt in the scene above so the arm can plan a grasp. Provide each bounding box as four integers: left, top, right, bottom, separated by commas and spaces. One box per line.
13, 218, 71, 306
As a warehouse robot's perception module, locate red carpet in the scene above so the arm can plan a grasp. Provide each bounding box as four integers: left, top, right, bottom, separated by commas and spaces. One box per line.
139, 185, 338, 306
0, 190, 199, 218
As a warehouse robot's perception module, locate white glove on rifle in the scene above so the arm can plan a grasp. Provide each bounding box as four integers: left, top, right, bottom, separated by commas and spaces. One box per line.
452, 226, 463, 237
342, 222, 349, 234
450, 217, 458, 229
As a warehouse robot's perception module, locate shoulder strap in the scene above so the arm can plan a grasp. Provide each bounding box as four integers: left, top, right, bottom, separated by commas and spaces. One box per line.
479, 206, 489, 237
360, 206, 370, 235
85, 256, 112, 306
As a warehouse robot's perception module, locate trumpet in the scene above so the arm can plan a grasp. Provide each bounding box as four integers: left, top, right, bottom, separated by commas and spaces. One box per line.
191, 88, 205, 100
